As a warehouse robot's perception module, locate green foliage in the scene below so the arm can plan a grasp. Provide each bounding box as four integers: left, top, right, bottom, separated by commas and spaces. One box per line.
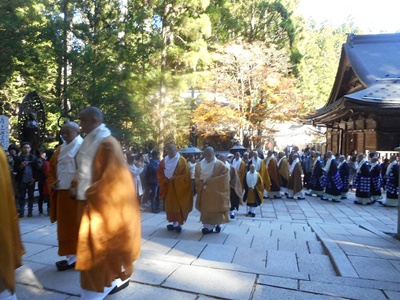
0, 0, 363, 152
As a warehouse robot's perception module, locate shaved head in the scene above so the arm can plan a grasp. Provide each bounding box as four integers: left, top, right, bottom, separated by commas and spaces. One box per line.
61, 121, 80, 144
203, 147, 215, 163
79, 106, 103, 134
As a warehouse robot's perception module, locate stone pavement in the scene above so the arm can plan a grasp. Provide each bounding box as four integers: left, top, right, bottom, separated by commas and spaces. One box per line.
14, 191, 400, 299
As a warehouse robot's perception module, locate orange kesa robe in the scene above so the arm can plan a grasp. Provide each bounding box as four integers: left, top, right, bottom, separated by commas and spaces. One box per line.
195, 160, 230, 225
0, 149, 25, 294
47, 145, 84, 256
75, 136, 141, 292
157, 156, 193, 225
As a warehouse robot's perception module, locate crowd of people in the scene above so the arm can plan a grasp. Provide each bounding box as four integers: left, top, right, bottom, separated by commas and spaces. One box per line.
302, 148, 399, 206
2, 112, 400, 299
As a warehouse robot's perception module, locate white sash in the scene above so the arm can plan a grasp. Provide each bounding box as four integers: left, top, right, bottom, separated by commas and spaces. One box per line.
200, 157, 216, 182
164, 152, 180, 179
246, 170, 258, 188
57, 135, 83, 189
75, 124, 111, 200
232, 158, 242, 170
289, 158, 299, 175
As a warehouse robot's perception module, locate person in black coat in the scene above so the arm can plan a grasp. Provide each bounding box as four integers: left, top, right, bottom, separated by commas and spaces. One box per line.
13, 142, 38, 217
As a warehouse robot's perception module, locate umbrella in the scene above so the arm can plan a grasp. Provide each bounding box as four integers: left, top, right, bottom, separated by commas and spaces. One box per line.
179, 143, 202, 158
229, 144, 247, 155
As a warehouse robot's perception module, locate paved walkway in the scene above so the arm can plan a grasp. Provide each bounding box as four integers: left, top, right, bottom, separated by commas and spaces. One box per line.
14, 191, 400, 299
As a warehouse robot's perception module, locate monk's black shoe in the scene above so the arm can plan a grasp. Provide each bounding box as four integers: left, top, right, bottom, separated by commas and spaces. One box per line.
296, 197, 305, 200
320, 197, 329, 201
230, 213, 235, 219
286, 196, 294, 199
274, 195, 282, 199
56, 260, 75, 271
340, 196, 347, 200
202, 228, 213, 234
109, 280, 129, 295
175, 225, 182, 233
332, 199, 341, 203
167, 224, 175, 231
354, 201, 362, 205
215, 225, 221, 233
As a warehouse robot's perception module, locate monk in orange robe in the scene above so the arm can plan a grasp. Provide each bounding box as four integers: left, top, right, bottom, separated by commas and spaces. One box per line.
157, 144, 193, 232
75, 107, 141, 299
0, 149, 25, 299
47, 122, 84, 271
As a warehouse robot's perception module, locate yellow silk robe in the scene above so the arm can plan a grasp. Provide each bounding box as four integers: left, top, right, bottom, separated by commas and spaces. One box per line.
259, 160, 271, 191
279, 157, 290, 187
244, 172, 264, 206
267, 157, 282, 190
236, 160, 246, 190
157, 156, 193, 225
195, 160, 230, 225
0, 149, 24, 294
47, 146, 84, 255
75, 136, 141, 292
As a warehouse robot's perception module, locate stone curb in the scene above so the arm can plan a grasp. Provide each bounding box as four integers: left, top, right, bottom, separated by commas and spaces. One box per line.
307, 221, 359, 278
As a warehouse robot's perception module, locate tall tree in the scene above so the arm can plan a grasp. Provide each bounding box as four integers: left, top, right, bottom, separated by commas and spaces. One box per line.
193, 41, 305, 149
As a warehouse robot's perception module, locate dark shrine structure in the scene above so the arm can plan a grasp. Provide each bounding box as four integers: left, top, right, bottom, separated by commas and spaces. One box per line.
18, 91, 46, 154
307, 33, 400, 155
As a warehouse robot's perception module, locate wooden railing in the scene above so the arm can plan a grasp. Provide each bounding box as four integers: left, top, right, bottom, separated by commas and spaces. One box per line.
366, 150, 399, 160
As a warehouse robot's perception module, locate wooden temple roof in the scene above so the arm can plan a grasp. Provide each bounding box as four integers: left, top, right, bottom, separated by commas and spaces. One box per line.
307, 33, 400, 125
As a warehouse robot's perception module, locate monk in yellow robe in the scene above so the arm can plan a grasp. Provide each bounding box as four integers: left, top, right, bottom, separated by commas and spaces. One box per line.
265, 150, 282, 199
0, 149, 25, 299
47, 122, 83, 271
195, 147, 230, 234
243, 164, 264, 217
250, 150, 271, 193
75, 107, 141, 299
278, 151, 290, 195
157, 144, 193, 233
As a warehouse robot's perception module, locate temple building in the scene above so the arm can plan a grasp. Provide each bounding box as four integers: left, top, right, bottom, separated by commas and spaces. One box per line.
307, 33, 400, 156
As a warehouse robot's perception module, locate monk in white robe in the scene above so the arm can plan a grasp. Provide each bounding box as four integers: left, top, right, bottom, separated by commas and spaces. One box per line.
243, 164, 264, 217
195, 147, 230, 234
47, 122, 84, 271
75, 107, 141, 299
